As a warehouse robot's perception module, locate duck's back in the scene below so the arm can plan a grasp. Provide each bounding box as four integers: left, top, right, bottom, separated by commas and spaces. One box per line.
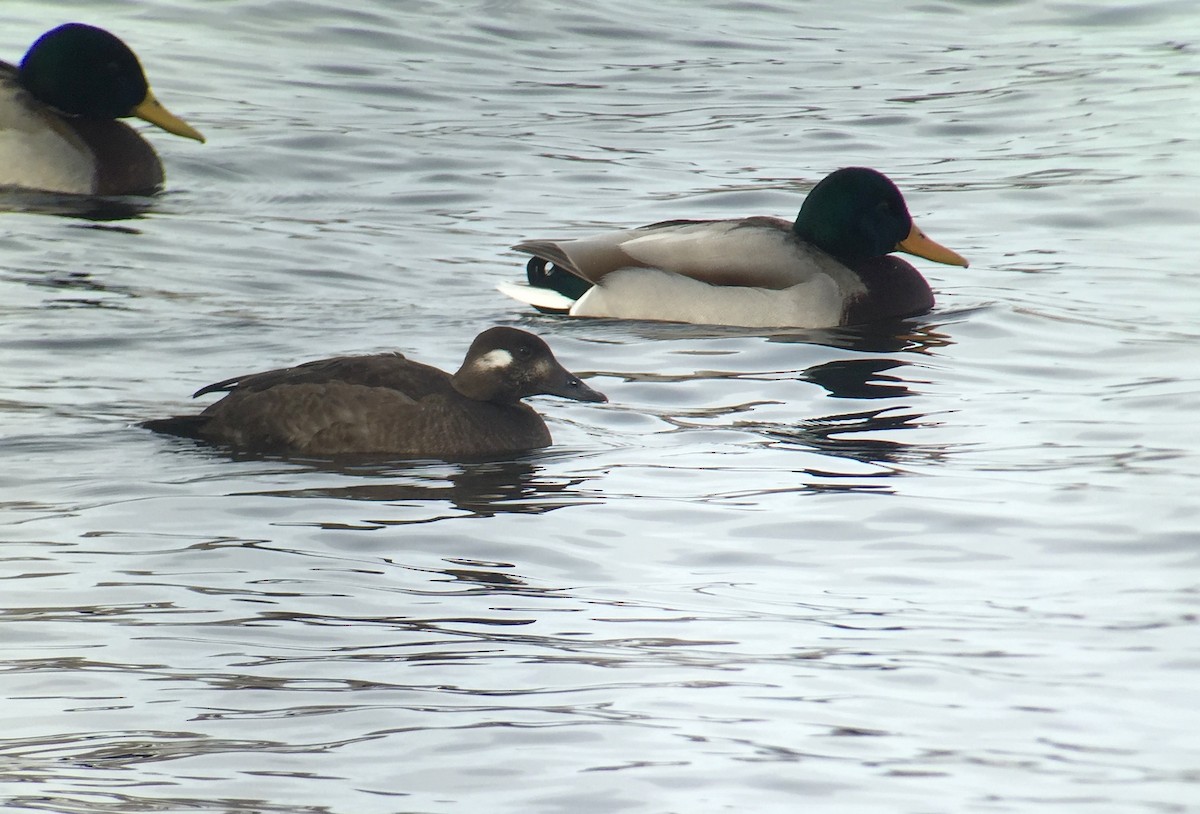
517, 217, 857, 290
193, 352, 454, 399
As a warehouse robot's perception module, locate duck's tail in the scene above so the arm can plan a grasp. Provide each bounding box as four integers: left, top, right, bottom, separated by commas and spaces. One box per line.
497, 256, 592, 314
141, 415, 210, 440
524, 256, 591, 299
496, 280, 575, 314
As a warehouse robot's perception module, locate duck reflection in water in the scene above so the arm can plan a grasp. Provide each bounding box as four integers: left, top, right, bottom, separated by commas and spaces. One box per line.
0, 189, 155, 220
762, 406, 951, 471
235, 458, 601, 522
770, 323, 955, 473
801, 357, 917, 400
743, 320, 957, 477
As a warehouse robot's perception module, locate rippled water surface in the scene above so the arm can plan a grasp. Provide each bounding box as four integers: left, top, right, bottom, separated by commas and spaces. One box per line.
2, 1, 1198, 812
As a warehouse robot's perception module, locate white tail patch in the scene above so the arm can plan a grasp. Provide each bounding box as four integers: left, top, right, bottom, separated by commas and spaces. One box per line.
496, 281, 576, 312
476, 349, 514, 370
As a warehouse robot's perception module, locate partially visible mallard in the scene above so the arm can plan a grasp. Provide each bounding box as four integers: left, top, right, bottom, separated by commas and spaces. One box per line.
499, 167, 969, 329
0, 23, 204, 196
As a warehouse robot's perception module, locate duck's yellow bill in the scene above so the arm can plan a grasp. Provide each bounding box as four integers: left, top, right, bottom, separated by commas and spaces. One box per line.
133, 89, 205, 143
897, 222, 968, 267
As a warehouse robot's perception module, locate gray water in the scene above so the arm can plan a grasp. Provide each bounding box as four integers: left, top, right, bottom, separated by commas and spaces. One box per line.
2, 1, 1198, 812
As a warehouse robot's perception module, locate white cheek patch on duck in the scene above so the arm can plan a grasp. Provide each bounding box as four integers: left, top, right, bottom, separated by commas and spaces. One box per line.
475, 349, 515, 371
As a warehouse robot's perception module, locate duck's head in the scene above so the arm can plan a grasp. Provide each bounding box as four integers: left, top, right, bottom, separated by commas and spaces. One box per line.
793, 167, 967, 268
451, 327, 608, 405
19, 23, 205, 142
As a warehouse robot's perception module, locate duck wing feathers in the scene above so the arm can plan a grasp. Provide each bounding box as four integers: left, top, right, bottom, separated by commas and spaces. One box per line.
193, 353, 453, 400
514, 217, 849, 291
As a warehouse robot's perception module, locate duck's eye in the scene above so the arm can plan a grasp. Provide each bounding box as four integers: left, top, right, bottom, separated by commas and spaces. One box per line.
517, 345, 533, 358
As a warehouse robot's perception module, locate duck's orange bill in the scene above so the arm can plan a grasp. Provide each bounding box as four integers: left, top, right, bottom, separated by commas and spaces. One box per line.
896, 222, 969, 267
133, 88, 205, 143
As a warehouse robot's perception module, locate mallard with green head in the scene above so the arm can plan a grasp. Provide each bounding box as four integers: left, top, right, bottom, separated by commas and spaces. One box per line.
498, 167, 969, 329
0, 23, 204, 196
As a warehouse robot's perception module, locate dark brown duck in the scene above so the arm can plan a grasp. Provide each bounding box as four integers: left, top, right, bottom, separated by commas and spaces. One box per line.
143, 327, 607, 458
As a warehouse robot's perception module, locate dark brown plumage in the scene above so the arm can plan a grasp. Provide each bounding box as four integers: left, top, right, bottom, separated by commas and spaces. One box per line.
144, 327, 606, 458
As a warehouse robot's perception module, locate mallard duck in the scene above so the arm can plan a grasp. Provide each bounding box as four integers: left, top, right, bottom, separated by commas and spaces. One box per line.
0, 23, 204, 196
143, 327, 608, 458
498, 167, 969, 329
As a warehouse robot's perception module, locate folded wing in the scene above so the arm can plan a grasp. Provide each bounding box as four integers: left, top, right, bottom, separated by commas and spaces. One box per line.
514, 218, 846, 291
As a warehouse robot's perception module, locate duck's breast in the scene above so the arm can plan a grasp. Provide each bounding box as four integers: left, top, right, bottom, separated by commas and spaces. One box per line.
0, 69, 97, 194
